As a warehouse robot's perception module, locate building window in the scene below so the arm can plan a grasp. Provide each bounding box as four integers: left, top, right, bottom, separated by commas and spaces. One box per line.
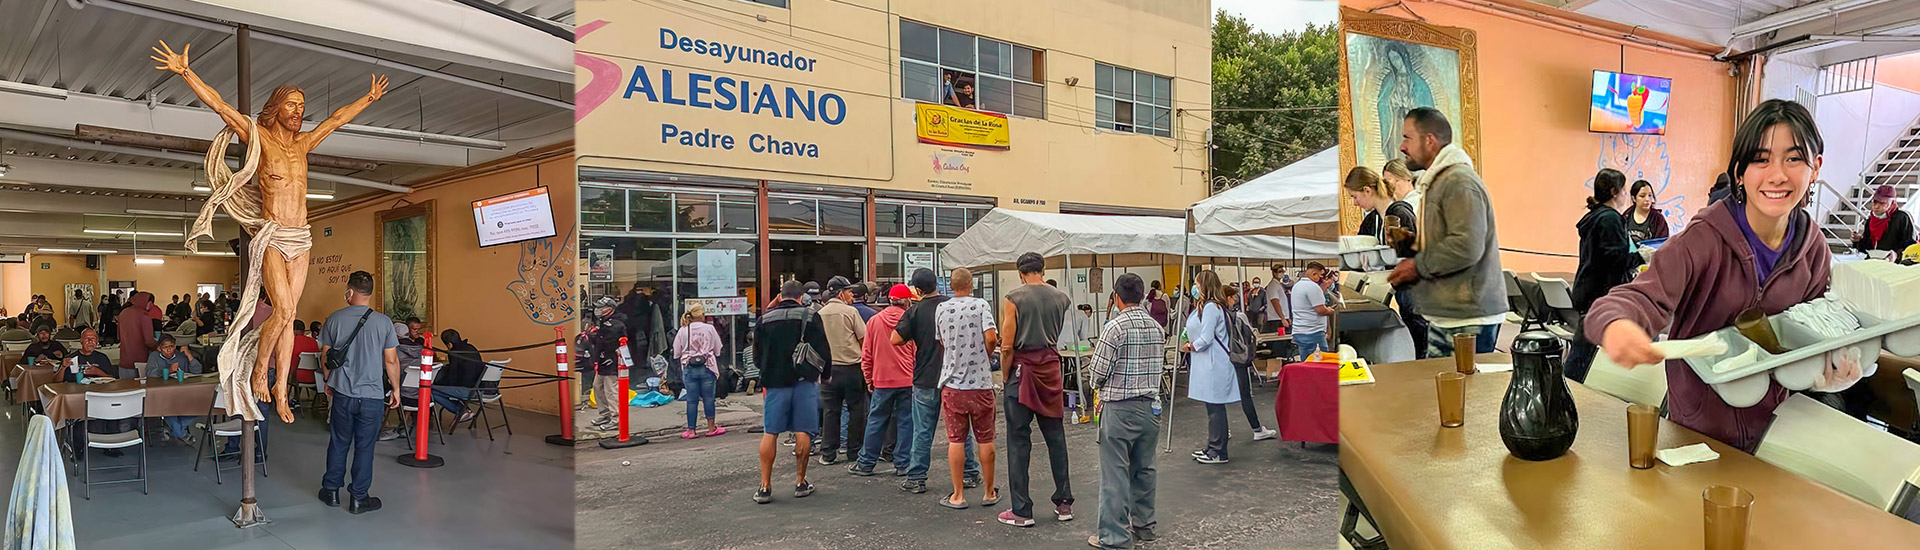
899, 19, 1045, 119
1095, 62, 1172, 137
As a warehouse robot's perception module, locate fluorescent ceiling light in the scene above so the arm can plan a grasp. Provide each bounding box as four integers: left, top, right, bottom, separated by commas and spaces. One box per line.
192, 186, 335, 200
124, 209, 226, 220
37, 248, 117, 254
192, 251, 236, 256
134, 257, 164, 265
0, 80, 67, 100
336, 124, 506, 150
83, 228, 184, 237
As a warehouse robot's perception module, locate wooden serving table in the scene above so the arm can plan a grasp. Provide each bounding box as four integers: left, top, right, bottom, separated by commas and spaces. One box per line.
38, 376, 218, 425
1340, 355, 1920, 549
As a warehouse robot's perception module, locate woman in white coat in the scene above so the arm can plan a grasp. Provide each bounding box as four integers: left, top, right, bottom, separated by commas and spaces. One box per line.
1182, 270, 1240, 464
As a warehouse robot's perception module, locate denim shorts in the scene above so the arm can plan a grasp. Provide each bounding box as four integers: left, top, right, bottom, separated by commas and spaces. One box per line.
763, 379, 821, 435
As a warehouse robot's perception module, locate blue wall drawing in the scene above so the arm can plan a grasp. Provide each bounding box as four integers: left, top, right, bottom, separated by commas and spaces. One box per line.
508, 224, 576, 326
1585, 134, 1688, 231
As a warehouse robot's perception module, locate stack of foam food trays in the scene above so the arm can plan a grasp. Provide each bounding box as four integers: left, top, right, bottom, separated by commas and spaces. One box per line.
1681, 260, 1920, 408
1338, 235, 1397, 272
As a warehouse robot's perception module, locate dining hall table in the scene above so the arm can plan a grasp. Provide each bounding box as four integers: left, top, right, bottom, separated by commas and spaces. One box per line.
1340, 355, 1920, 549
37, 376, 219, 425
10, 363, 65, 403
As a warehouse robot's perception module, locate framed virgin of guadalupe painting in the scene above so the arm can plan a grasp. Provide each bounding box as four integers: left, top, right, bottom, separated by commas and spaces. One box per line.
376, 202, 435, 324
1338, 7, 1481, 233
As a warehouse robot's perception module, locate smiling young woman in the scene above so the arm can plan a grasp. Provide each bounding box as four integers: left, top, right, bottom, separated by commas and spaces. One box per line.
1584, 99, 1833, 453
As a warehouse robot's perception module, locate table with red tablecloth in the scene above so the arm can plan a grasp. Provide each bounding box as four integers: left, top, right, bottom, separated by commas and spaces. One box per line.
1274, 361, 1338, 444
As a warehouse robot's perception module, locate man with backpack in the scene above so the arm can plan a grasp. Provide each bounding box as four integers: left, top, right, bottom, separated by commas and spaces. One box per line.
753, 280, 831, 504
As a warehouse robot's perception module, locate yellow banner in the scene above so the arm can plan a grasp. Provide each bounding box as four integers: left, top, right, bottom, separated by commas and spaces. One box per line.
914, 103, 1010, 150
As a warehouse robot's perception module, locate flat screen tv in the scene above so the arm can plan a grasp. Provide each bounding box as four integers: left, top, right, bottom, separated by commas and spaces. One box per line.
1590, 70, 1671, 135
472, 186, 557, 248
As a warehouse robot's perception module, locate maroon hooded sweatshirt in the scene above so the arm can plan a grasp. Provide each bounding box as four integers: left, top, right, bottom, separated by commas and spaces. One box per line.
116, 292, 162, 372
1583, 200, 1831, 453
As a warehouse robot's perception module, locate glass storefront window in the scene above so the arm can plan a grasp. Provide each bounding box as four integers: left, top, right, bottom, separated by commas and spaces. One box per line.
768, 197, 818, 235
676, 193, 718, 233
719, 196, 757, 235
629, 190, 672, 233
580, 186, 625, 230
876, 243, 903, 282
935, 206, 965, 238
904, 205, 933, 239
874, 203, 904, 238
964, 207, 987, 232
818, 199, 866, 237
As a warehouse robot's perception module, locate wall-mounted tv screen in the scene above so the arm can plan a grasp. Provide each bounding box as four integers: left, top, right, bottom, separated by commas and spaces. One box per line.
1590, 70, 1671, 135
472, 186, 557, 248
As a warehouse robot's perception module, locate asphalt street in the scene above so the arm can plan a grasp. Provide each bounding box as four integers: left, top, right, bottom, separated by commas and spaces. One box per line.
575, 385, 1338, 550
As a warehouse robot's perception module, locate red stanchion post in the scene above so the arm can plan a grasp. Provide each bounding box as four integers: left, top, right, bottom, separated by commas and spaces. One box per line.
399, 333, 446, 467
600, 336, 644, 449
547, 326, 574, 446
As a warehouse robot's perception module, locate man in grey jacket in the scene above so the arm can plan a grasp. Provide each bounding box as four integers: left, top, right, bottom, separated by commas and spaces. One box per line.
1387, 107, 1507, 357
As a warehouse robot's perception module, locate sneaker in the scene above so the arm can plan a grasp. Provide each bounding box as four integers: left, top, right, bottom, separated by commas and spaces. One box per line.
1132, 527, 1159, 542
681, 430, 699, 440
996, 510, 1035, 528
794, 481, 815, 498
783, 435, 796, 447
848, 464, 877, 476
753, 487, 773, 504
379, 428, 405, 441
818, 454, 839, 466
1190, 450, 1208, 459
1055, 503, 1074, 521
900, 479, 928, 494
1195, 453, 1229, 464
458, 409, 478, 424
1252, 427, 1278, 441
963, 474, 982, 489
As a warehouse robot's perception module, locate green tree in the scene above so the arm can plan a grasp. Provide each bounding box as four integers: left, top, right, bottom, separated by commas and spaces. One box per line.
1210, 11, 1339, 185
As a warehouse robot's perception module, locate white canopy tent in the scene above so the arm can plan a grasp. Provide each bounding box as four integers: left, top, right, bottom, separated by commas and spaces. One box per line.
1189, 146, 1342, 239
940, 209, 1336, 268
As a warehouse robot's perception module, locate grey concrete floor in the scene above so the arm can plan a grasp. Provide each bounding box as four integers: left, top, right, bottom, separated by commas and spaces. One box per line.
575, 383, 1339, 550
0, 396, 573, 549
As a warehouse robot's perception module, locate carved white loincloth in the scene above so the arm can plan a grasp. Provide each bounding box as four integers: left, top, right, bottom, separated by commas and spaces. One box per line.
188, 121, 300, 421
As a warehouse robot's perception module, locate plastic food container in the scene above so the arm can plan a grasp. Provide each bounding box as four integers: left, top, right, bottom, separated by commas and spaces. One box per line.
1682, 328, 1778, 408
1856, 310, 1920, 357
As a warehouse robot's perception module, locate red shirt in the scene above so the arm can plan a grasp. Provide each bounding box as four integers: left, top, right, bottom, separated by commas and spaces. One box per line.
860, 305, 915, 389
290, 334, 320, 383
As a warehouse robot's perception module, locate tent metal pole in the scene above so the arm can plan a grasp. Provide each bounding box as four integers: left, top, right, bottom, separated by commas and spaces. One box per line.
1167, 210, 1193, 453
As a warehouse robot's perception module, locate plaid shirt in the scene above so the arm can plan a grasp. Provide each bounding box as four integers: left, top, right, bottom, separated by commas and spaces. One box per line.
1090, 305, 1163, 402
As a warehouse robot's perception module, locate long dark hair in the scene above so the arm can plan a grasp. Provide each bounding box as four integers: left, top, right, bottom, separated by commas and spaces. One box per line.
1728, 99, 1822, 204
1630, 180, 1655, 210
1589, 168, 1626, 208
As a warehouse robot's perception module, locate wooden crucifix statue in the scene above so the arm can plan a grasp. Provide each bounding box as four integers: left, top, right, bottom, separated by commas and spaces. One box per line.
153, 39, 387, 526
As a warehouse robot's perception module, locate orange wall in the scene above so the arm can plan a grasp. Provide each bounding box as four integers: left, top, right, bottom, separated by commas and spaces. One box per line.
1344, 1, 1737, 273
0, 262, 28, 315
24, 254, 238, 323
1876, 53, 1920, 93
298, 153, 578, 415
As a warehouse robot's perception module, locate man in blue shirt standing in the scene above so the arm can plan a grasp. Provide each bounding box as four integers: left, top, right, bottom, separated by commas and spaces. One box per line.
316, 271, 401, 514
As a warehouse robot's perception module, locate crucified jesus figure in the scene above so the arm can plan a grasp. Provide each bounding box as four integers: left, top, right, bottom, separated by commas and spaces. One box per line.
154, 40, 388, 423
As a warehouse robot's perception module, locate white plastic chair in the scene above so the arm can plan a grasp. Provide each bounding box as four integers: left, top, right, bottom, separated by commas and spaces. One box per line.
1, 340, 30, 352
81, 388, 148, 499
398, 367, 446, 447
1532, 274, 1578, 341
1582, 350, 1669, 409
460, 363, 512, 440
295, 352, 323, 414
192, 384, 267, 484
1755, 394, 1920, 512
